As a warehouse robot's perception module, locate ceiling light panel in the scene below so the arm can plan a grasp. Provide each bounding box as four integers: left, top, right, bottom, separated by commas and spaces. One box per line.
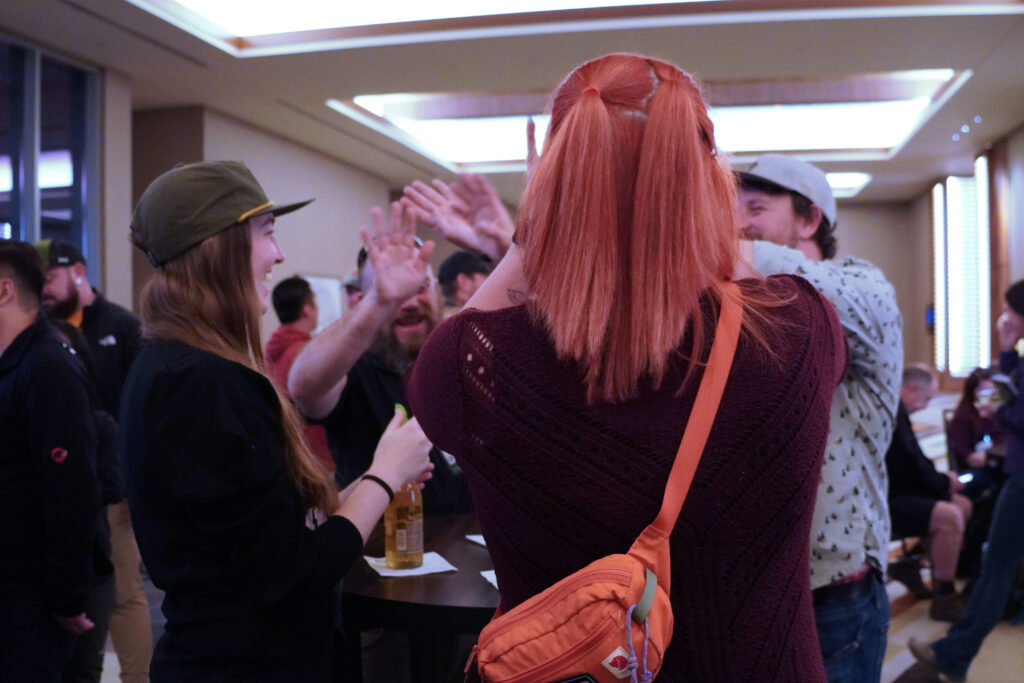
170, 0, 723, 36
710, 98, 931, 153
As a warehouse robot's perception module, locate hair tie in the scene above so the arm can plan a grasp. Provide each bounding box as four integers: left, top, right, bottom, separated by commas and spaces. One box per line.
581, 85, 601, 98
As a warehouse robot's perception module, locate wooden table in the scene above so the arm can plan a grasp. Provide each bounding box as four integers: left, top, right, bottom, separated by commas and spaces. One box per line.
340, 513, 499, 682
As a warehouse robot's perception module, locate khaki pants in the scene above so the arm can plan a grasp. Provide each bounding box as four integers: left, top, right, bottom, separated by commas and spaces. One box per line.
107, 501, 153, 683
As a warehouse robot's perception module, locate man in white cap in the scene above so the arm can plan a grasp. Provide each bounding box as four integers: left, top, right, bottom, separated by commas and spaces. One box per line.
737, 155, 903, 683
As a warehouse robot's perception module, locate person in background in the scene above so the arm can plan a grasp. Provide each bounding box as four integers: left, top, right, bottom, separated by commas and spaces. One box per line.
910, 279, 1024, 682
947, 366, 1006, 498
266, 276, 334, 472
35, 237, 153, 683
122, 160, 432, 681
342, 270, 362, 312
886, 364, 971, 621
436, 250, 492, 317
0, 239, 99, 682
289, 226, 472, 515
946, 366, 1008, 581
50, 318, 125, 683
408, 53, 847, 681
737, 154, 903, 683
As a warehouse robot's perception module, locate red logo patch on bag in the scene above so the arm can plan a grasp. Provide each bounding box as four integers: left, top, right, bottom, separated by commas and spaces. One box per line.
601, 647, 632, 680
50, 447, 68, 463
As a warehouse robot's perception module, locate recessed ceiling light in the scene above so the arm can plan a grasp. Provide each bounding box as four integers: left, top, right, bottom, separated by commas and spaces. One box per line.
710, 99, 932, 153
167, 0, 726, 36
341, 97, 931, 166
826, 172, 872, 198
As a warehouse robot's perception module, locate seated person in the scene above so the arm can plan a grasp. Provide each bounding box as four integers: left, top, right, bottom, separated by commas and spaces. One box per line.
947, 366, 1006, 500
887, 364, 972, 620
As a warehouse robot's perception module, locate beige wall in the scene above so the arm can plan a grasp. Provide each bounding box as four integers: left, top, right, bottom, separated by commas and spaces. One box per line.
836, 199, 933, 367
99, 69, 134, 310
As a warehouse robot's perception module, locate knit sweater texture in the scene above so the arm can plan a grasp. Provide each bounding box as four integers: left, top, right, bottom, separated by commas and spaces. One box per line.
407, 275, 845, 681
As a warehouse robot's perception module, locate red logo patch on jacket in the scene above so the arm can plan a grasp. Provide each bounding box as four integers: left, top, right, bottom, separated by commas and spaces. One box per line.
50, 447, 68, 463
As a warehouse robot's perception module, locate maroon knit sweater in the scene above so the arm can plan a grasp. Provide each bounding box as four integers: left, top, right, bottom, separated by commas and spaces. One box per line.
407, 275, 845, 681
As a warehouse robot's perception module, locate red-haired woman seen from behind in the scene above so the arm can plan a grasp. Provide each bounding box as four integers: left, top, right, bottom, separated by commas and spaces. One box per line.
407, 54, 846, 680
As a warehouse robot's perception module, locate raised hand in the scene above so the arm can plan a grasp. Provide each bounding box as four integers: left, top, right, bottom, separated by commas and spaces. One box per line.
403, 174, 513, 262
360, 201, 435, 306
525, 116, 539, 186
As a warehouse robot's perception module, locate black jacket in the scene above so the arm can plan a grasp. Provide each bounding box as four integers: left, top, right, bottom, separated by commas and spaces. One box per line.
0, 318, 100, 616
80, 291, 141, 418
120, 340, 362, 678
886, 401, 951, 501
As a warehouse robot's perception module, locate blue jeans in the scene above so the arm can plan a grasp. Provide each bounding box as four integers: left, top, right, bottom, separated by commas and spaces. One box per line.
932, 474, 1024, 678
814, 571, 890, 683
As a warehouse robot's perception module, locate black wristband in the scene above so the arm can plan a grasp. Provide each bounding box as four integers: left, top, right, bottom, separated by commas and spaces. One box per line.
361, 474, 394, 502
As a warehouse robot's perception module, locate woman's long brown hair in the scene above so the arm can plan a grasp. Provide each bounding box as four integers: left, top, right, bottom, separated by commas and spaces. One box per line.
137, 222, 338, 514
519, 53, 785, 402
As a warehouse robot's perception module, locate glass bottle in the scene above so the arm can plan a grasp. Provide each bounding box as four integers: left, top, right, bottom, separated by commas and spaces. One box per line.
385, 483, 423, 569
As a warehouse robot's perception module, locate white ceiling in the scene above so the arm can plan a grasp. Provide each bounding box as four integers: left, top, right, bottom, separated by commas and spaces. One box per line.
4, 0, 1024, 204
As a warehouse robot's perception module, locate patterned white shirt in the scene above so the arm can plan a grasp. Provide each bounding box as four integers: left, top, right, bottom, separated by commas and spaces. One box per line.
753, 242, 903, 588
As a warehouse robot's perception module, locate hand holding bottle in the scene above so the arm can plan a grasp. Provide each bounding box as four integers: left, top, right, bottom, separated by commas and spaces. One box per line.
366, 406, 434, 494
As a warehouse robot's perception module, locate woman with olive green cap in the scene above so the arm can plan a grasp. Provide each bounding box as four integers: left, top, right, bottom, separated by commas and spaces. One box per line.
120, 161, 432, 681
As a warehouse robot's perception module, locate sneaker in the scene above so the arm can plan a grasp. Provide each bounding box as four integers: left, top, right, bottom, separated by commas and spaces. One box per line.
908, 637, 966, 682
888, 560, 932, 599
929, 593, 966, 622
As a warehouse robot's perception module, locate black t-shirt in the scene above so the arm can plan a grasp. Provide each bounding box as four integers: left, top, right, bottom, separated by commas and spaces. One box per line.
80, 292, 141, 418
321, 352, 472, 515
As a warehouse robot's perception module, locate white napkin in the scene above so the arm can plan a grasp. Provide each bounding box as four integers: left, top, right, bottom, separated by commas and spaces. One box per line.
363, 552, 457, 577
465, 534, 487, 547
481, 570, 499, 590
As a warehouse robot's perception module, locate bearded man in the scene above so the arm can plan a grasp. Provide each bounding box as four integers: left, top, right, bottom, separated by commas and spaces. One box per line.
36, 239, 141, 418
289, 207, 471, 514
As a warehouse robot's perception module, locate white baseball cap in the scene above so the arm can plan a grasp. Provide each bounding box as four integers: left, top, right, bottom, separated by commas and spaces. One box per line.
740, 154, 836, 226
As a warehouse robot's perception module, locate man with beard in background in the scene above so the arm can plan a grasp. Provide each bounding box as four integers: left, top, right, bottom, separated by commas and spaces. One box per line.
289, 208, 471, 514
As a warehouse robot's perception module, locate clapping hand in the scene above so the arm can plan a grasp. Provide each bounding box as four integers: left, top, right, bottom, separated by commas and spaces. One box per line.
360, 201, 435, 306
403, 174, 514, 262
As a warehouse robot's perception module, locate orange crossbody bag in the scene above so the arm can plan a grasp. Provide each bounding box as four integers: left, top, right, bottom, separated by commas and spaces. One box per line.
468, 284, 742, 683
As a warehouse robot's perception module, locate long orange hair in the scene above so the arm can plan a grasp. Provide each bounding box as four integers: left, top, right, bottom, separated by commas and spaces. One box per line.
519, 53, 764, 402
137, 223, 338, 514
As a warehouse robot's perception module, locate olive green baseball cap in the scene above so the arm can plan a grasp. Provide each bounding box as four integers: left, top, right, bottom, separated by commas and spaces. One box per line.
131, 160, 313, 266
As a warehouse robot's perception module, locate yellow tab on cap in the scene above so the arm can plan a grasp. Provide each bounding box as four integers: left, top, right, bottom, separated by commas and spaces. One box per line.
237, 201, 274, 223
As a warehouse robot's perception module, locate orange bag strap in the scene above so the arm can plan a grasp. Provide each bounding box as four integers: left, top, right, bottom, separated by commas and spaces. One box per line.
651, 282, 742, 535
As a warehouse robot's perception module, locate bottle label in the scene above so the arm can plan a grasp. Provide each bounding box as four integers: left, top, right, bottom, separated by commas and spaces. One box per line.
396, 528, 408, 552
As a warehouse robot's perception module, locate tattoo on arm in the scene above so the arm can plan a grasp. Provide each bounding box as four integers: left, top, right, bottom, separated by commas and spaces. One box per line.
507, 289, 528, 305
